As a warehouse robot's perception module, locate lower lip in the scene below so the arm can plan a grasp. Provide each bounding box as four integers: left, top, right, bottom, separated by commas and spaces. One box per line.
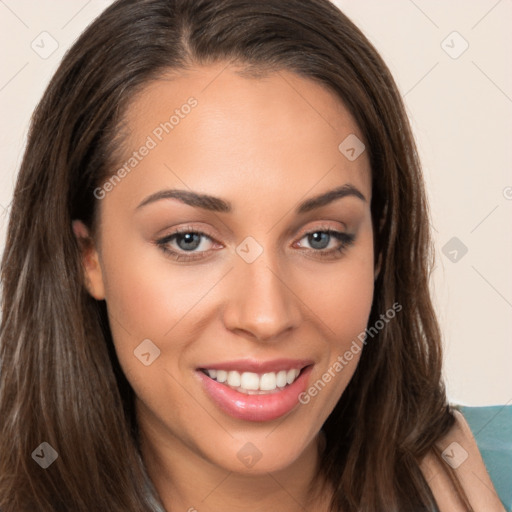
197, 366, 313, 422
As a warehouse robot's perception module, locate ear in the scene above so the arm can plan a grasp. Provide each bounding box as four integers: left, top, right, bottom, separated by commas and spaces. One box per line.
72, 220, 106, 300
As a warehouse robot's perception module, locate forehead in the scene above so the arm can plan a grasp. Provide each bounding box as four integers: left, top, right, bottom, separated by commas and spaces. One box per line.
110, 62, 371, 209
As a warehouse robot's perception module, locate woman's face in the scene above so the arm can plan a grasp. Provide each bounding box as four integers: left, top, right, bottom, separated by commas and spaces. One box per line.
78, 62, 375, 474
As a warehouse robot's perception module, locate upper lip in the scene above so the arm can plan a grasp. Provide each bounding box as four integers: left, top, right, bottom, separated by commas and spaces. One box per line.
197, 358, 314, 374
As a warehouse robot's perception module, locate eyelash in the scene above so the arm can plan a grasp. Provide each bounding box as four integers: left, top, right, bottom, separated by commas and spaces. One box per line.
155, 225, 356, 262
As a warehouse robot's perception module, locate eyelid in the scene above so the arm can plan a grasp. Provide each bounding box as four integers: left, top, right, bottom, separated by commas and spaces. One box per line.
157, 224, 220, 243
155, 221, 354, 262
295, 221, 347, 239
157, 220, 346, 246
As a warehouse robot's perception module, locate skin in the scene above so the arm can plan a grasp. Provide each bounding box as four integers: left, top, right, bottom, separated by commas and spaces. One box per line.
73, 62, 504, 511
74, 62, 375, 511
422, 411, 505, 511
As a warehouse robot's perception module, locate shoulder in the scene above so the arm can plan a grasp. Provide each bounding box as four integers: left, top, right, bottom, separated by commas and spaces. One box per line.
420, 409, 505, 512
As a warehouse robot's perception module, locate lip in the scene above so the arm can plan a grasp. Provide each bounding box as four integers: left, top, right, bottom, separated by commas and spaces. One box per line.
196, 364, 313, 422
196, 358, 314, 374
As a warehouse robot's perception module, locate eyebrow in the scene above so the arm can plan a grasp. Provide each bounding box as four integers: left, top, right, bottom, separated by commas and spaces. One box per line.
136, 183, 366, 214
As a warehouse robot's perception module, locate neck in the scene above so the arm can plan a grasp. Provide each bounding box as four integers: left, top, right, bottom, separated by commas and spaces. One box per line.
138, 413, 331, 512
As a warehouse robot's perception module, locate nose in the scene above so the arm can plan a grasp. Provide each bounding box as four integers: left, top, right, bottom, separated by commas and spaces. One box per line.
222, 252, 302, 342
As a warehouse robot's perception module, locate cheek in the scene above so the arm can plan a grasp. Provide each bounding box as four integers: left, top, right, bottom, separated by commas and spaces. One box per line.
99, 225, 219, 344
99, 249, 207, 429
295, 232, 375, 409
309, 264, 373, 333
301, 230, 375, 346
98, 230, 233, 404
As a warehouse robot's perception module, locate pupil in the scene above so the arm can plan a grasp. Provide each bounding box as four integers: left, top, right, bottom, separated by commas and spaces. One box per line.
309, 232, 329, 250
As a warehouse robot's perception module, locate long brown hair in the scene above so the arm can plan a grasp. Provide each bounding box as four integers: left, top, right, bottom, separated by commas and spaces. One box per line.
0, 0, 467, 510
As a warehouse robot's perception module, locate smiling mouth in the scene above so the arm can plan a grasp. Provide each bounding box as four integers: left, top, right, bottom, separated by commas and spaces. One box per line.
197, 362, 314, 422
199, 367, 308, 395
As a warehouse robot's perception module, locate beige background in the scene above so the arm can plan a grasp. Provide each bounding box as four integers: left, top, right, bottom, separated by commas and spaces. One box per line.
0, 0, 510, 406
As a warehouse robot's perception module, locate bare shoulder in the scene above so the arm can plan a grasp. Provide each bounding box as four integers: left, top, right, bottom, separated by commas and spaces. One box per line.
420, 409, 506, 512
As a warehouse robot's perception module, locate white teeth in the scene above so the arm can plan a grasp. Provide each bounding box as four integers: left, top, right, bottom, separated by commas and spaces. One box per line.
227, 371, 241, 387
287, 368, 299, 385
216, 370, 227, 383
276, 370, 287, 388
240, 371, 260, 390
260, 372, 277, 391
204, 368, 303, 393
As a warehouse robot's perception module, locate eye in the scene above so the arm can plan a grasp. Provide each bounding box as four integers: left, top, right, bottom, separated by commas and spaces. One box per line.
155, 227, 219, 262
295, 229, 355, 258
155, 225, 356, 263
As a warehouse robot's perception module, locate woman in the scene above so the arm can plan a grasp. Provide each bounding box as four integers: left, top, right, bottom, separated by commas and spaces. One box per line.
0, 0, 504, 510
